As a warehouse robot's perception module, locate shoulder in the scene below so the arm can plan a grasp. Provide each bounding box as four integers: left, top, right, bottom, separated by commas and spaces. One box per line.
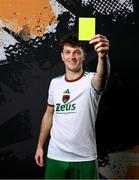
52, 74, 65, 81
50, 74, 65, 85
83, 71, 95, 78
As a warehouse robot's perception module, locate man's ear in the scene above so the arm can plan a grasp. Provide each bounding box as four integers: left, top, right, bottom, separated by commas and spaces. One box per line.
61, 52, 64, 62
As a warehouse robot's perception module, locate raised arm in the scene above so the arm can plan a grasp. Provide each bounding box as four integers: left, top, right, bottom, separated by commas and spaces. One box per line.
34, 105, 54, 167
89, 34, 110, 93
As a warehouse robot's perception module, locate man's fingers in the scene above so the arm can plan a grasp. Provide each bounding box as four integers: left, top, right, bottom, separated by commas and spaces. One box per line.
35, 155, 44, 167
89, 34, 109, 45
38, 156, 44, 166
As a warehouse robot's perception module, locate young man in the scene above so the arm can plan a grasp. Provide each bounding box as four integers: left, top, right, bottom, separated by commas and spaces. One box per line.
35, 33, 110, 179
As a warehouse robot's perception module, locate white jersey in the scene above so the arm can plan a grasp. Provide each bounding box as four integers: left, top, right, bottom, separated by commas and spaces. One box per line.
47, 71, 101, 162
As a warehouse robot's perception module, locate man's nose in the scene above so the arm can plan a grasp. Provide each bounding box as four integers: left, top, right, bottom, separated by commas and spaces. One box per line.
70, 53, 76, 59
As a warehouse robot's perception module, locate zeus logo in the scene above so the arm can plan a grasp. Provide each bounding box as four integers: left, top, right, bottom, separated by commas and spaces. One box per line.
56, 103, 76, 111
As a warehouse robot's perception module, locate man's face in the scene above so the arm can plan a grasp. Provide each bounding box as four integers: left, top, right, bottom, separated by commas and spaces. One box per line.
61, 44, 85, 72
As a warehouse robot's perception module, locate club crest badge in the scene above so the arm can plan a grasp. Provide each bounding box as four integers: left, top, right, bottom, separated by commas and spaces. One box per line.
62, 89, 70, 103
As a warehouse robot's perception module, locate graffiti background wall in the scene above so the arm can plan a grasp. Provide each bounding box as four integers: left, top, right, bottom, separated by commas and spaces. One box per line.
0, 0, 138, 178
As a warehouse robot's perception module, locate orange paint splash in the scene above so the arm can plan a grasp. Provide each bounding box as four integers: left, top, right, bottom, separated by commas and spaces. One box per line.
0, 0, 57, 36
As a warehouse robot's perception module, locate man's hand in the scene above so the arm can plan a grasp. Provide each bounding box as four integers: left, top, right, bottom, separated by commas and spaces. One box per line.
34, 146, 44, 167
89, 34, 110, 59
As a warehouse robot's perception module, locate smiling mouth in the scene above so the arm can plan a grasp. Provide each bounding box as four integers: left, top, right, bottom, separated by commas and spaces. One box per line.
68, 60, 77, 65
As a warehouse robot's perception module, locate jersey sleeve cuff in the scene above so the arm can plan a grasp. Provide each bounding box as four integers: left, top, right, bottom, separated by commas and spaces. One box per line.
48, 103, 54, 107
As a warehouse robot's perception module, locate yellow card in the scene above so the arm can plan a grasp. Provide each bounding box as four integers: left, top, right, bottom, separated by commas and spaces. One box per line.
78, 17, 96, 41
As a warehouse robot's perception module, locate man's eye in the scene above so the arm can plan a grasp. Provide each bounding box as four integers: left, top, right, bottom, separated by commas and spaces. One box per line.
64, 51, 70, 54
76, 51, 81, 54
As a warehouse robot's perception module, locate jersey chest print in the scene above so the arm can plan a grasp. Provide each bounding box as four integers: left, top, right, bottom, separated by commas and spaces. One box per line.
56, 89, 76, 113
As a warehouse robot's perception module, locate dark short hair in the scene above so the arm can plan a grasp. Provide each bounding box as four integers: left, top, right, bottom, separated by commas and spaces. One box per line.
59, 33, 87, 52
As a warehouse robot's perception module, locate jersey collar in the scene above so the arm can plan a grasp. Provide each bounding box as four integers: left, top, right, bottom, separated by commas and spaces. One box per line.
65, 71, 84, 82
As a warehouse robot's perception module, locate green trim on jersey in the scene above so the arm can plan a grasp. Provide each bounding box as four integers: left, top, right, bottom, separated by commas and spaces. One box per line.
83, 71, 90, 76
